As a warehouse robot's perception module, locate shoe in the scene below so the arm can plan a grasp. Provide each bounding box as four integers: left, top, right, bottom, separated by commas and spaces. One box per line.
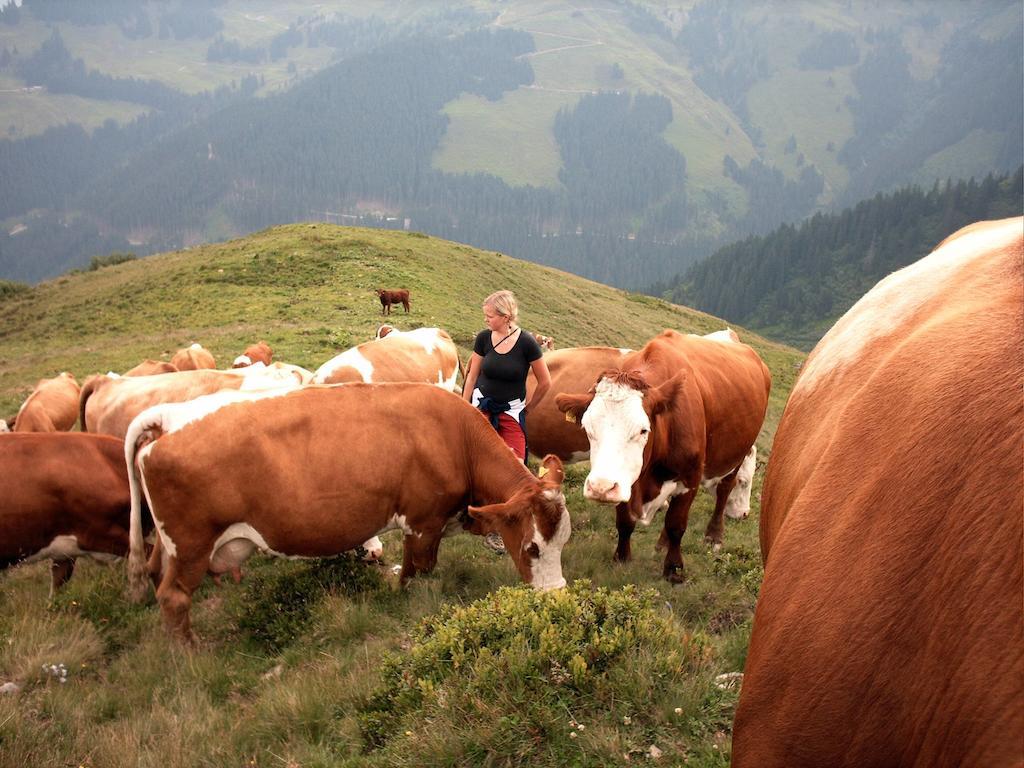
483, 531, 506, 555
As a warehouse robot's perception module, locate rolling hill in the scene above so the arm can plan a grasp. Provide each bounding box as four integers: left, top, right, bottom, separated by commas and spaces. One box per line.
0, 224, 803, 430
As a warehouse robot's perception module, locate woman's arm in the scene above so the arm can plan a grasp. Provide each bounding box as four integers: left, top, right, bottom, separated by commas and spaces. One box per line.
525, 356, 551, 410
463, 352, 483, 402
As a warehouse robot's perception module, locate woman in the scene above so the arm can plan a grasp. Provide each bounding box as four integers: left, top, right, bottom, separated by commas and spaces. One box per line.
463, 290, 551, 463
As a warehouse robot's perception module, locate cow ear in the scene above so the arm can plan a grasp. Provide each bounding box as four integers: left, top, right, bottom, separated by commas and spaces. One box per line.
645, 371, 686, 416
555, 392, 594, 424
537, 454, 565, 488
467, 500, 517, 529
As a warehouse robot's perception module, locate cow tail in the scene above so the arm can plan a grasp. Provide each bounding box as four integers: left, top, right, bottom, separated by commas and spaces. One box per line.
78, 375, 101, 432
124, 408, 160, 602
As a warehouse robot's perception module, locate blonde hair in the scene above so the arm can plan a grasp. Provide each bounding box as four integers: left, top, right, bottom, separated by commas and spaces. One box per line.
483, 290, 519, 325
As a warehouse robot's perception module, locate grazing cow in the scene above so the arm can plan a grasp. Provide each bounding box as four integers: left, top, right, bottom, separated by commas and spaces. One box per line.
232, 341, 273, 368
557, 329, 770, 580
732, 217, 1024, 768
313, 327, 461, 391
125, 384, 571, 642
1, 432, 149, 594
13, 372, 80, 432
533, 333, 556, 352
170, 343, 216, 370
124, 360, 178, 377
526, 346, 632, 462
80, 366, 301, 439
375, 288, 410, 315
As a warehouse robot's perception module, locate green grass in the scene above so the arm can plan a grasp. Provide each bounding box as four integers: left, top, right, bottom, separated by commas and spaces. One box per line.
0, 225, 803, 765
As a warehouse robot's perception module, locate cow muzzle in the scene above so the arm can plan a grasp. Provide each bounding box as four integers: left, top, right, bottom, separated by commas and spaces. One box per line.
584, 476, 629, 504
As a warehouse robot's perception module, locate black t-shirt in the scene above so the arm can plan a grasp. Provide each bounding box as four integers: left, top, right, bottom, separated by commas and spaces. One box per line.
473, 329, 543, 402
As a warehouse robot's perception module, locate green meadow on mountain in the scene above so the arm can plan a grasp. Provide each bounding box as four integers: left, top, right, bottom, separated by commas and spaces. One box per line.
0, 226, 802, 767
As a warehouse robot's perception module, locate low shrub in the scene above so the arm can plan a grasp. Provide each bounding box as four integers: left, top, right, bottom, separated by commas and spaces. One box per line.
88, 252, 137, 271
234, 554, 383, 654
359, 580, 709, 752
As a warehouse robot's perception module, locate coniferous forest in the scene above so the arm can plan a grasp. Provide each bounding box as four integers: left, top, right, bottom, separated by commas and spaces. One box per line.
661, 168, 1023, 349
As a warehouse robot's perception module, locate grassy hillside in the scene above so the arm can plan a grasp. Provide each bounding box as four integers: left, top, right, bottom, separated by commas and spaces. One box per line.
0, 226, 804, 767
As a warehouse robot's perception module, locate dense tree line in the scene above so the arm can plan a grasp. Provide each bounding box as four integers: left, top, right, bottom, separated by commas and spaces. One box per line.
797, 30, 859, 70
665, 168, 1023, 349
723, 156, 824, 236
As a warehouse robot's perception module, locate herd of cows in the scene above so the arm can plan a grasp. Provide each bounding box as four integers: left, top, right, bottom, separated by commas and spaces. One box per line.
2, 217, 1021, 764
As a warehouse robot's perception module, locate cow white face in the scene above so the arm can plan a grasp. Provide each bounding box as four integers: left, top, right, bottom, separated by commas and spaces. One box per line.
580, 377, 651, 503
526, 495, 571, 590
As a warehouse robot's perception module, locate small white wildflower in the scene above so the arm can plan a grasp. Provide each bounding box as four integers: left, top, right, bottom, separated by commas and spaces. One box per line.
577, 723, 585, 731
569, 732, 577, 740
674, 707, 683, 715
623, 715, 632, 725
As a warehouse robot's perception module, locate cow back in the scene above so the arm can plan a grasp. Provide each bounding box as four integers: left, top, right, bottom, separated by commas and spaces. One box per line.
733, 217, 1024, 767
527, 347, 630, 461
14, 372, 80, 433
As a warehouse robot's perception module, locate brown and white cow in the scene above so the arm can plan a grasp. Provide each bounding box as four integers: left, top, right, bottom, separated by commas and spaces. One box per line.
80, 366, 302, 439
170, 343, 216, 370
232, 341, 273, 368
557, 329, 770, 580
375, 288, 410, 315
123, 360, 178, 377
732, 217, 1024, 767
313, 327, 461, 391
533, 333, 556, 352
125, 384, 570, 642
13, 372, 80, 432
1, 432, 149, 594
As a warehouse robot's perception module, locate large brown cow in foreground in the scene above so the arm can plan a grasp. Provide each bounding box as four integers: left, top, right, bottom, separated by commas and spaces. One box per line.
126, 384, 569, 643
732, 217, 1024, 767
312, 327, 460, 390
375, 288, 410, 315
557, 330, 770, 580
0, 432, 149, 594
13, 372, 80, 432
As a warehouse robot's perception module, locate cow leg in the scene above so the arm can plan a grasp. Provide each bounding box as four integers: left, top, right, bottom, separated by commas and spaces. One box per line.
614, 501, 636, 562
49, 559, 75, 596
399, 534, 418, 585
663, 490, 697, 583
146, 536, 163, 590
705, 471, 739, 551
155, 556, 206, 646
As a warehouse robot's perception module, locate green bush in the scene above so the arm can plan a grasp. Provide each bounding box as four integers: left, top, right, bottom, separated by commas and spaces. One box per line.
359, 581, 707, 751
235, 554, 383, 654
0, 278, 29, 300
88, 252, 137, 271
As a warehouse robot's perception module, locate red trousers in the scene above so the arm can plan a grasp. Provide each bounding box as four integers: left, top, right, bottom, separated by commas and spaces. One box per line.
495, 413, 526, 461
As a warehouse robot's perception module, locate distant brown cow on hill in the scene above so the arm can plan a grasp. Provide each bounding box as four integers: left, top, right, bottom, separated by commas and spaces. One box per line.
375, 289, 410, 315
14, 372, 80, 432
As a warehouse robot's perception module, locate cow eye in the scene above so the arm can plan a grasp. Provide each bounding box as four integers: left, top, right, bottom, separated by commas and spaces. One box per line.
639, 428, 649, 437
525, 542, 541, 559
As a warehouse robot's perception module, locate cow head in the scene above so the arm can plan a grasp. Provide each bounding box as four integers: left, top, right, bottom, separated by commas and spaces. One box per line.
467, 455, 571, 590
556, 370, 683, 504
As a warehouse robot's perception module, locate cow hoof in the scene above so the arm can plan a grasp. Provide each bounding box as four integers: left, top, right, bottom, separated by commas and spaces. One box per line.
704, 535, 723, 550
664, 565, 686, 584
612, 551, 631, 564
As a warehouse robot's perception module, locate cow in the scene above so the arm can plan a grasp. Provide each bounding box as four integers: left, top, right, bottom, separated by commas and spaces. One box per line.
525, 346, 632, 462
170, 343, 216, 370
79, 366, 302, 439
533, 333, 556, 352
375, 288, 410, 315
313, 326, 461, 391
13, 372, 80, 432
732, 217, 1024, 768
232, 341, 273, 368
125, 383, 571, 643
124, 360, 178, 377
0, 432, 149, 595
556, 329, 770, 581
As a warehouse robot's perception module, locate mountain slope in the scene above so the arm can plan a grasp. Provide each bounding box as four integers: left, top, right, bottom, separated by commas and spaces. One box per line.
0, 223, 803, 426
